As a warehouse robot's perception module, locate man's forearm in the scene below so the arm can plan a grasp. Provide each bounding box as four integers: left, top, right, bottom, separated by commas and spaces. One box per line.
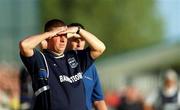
94, 100, 107, 110
21, 33, 50, 50
19, 32, 51, 57
79, 29, 106, 59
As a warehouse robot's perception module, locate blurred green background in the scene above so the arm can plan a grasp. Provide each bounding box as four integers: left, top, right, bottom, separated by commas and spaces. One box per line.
0, 0, 166, 63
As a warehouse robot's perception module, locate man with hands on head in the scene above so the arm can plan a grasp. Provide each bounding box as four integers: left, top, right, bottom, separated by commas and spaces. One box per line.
67, 23, 107, 110
19, 19, 106, 110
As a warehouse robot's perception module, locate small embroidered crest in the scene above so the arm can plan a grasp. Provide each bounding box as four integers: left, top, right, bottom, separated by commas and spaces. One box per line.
68, 57, 78, 68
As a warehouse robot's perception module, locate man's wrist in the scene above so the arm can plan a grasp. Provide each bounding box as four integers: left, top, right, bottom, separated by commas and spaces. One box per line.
76, 26, 81, 34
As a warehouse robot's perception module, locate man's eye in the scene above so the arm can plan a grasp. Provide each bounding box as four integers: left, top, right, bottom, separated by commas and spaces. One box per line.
61, 34, 67, 36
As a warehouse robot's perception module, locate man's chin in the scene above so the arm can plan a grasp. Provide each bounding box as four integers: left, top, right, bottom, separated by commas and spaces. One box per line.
58, 48, 65, 52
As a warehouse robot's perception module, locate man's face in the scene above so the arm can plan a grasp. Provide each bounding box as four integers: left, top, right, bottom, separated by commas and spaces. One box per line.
164, 79, 176, 88
68, 37, 85, 50
48, 27, 68, 53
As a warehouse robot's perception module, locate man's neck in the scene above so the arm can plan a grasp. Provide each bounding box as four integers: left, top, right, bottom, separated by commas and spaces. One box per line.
47, 49, 64, 58
51, 51, 63, 56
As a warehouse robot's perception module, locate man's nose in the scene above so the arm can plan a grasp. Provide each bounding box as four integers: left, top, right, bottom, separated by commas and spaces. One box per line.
77, 39, 81, 43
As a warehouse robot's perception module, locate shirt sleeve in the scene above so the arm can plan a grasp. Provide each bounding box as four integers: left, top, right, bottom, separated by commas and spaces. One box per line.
20, 49, 42, 75
76, 47, 94, 73
91, 65, 104, 101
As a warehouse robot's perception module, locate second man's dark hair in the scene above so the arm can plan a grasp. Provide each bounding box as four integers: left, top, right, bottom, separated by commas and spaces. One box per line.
68, 23, 85, 29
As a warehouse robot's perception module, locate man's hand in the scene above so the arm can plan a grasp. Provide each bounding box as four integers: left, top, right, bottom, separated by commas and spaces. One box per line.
59, 26, 79, 35
67, 33, 81, 39
47, 26, 67, 39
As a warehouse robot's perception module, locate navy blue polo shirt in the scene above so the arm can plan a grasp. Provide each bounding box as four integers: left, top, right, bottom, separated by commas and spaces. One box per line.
20, 48, 94, 110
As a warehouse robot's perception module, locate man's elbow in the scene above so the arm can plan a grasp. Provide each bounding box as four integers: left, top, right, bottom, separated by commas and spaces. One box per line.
101, 44, 106, 54
19, 40, 28, 50
19, 39, 33, 53
98, 44, 106, 55
19, 40, 34, 57
91, 44, 106, 59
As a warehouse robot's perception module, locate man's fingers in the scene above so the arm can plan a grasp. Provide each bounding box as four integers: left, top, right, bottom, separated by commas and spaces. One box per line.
73, 34, 81, 38
67, 33, 80, 38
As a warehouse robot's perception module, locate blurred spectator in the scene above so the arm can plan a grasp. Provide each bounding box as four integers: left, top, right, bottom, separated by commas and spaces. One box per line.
144, 69, 180, 110
116, 85, 144, 110
19, 68, 34, 110
105, 90, 120, 110
0, 65, 20, 110
0, 79, 10, 110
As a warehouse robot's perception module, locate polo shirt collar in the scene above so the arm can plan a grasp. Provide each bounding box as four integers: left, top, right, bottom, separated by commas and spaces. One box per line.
45, 49, 65, 59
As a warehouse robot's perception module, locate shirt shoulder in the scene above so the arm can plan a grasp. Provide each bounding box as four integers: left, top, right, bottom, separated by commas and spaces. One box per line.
20, 49, 45, 74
